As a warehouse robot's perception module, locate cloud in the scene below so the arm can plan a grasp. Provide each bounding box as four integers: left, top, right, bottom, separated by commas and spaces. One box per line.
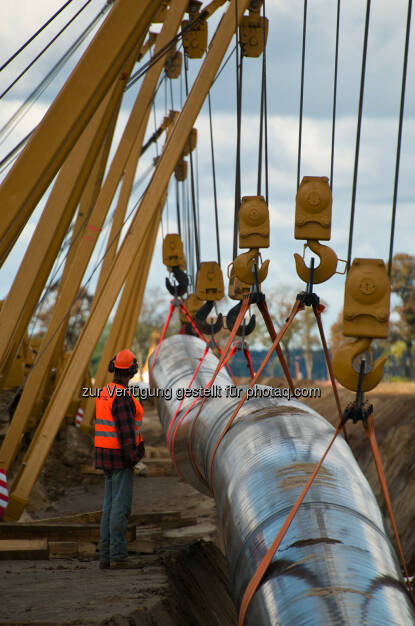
1, 0, 414, 336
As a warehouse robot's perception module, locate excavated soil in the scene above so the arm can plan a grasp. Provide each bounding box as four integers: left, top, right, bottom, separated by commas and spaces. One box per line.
1, 381, 415, 624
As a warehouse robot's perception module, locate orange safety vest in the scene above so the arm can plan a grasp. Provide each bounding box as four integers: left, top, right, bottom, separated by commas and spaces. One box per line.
94, 383, 143, 449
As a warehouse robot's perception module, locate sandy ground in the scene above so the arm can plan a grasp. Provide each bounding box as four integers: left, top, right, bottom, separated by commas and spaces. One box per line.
0, 402, 224, 626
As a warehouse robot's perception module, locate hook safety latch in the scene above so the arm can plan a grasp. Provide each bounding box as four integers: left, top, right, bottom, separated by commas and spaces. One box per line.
294, 240, 346, 285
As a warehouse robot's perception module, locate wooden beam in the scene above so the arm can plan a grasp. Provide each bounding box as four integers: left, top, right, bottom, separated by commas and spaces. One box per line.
0, 0, 162, 266
0, 539, 48, 560
80, 209, 162, 432
0, 51, 138, 472
5, 0, 251, 521
0, 523, 136, 542
0, 58, 133, 386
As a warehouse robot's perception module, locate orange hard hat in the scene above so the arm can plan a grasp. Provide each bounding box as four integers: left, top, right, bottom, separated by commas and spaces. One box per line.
114, 349, 136, 369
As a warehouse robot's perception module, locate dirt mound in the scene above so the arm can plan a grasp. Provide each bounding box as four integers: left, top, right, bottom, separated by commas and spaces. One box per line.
303, 381, 415, 572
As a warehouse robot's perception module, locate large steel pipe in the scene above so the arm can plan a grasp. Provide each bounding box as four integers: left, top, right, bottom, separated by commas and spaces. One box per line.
150, 335, 415, 625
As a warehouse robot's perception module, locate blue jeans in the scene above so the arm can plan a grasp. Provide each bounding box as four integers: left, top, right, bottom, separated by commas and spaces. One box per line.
100, 468, 133, 562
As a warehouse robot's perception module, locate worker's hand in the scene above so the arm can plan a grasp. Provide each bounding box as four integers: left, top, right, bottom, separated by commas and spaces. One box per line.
137, 441, 145, 461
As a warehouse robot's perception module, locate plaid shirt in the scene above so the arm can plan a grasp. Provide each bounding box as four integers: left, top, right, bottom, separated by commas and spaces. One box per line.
95, 380, 144, 470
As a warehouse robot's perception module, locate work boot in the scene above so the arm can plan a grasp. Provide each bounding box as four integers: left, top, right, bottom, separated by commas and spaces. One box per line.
109, 560, 140, 569
99, 561, 110, 569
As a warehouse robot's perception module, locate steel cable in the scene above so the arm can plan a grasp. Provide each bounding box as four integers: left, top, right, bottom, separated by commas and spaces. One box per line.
184, 53, 201, 270
297, 0, 308, 190
1, 0, 95, 99
330, 0, 341, 191
233, 2, 243, 261
0, 4, 109, 148
388, 0, 412, 276
208, 92, 221, 267
1, 0, 77, 72
347, 0, 371, 268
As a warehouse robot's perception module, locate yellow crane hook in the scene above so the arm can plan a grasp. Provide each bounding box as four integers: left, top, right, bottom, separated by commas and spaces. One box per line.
294, 240, 338, 284
332, 337, 386, 392
232, 248, 270, 285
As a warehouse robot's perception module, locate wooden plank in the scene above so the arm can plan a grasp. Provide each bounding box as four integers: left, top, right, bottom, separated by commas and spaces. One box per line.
0, 523, 136, 542
33, 511, 102, 525
0, 539, 48, 560
34, 509, 191, 528
49, 541, 96, 558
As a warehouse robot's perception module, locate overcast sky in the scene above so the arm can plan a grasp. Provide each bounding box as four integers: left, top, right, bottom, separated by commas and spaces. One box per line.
1, 0, 414, 337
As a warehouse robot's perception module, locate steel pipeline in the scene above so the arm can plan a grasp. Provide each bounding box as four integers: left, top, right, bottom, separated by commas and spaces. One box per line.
149, 335, 415, 625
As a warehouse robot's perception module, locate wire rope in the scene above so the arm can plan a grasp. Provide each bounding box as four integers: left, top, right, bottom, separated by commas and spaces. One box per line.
0, 4, 109, 147
257, 0, 269, 203
184, 53, 200, 269
297, 0, 308, 190
233, 1, 243, 261
208, 91, 221, 267
388, 0, 412, 276
1, 0, 77, 72
263, 0, 269, 204
25, 162, 154, 375
347, 0, 371, 268
330, 0, 341, 191
1, 0, 95, 100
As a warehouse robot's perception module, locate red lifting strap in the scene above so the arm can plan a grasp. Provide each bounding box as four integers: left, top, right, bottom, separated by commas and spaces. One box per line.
243, 347, 255, 379
166, 344, 209, 443
313, 302, 348, 442
148, 301, 175, 382
238, 420, 344, 625
257, 299, 296, 393
187, 295, 251, 479
170, 345, 242, 476
179, 302, 238, 385
365, 415, 415, 605
208, 298, 303, 492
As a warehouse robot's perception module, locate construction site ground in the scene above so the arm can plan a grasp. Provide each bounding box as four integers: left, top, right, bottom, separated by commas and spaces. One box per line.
1, 380, 415, 625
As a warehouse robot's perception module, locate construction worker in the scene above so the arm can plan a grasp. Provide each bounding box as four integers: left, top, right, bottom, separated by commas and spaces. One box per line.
94, 349, 144, 569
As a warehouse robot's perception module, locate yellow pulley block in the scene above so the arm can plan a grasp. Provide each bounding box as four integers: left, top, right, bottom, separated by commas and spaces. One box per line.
343, 258, 390, 339
165, 49, 182, 79
175, 157, 188, 182
195, 261, 224, 301
240, 8, 269, 58
180, 293, 204, 324
295, 176, 332, 241
294, 240, 338, 285
239, 195, 269, 249
232, 248, 269, 285
182, 128, 197, 156
162, 234, 186, 269
332, 338, 386, 392
152, 0, 170, 24
182, 1, 208, 59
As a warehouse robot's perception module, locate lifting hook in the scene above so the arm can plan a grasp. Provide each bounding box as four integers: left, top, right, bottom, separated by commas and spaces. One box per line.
232, 248, 269, 285
226, 300, 256, 336
195, 301, 223, 335
332, 337, 386, 392
294, 240, 338, 285
165, 266, 189, 297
